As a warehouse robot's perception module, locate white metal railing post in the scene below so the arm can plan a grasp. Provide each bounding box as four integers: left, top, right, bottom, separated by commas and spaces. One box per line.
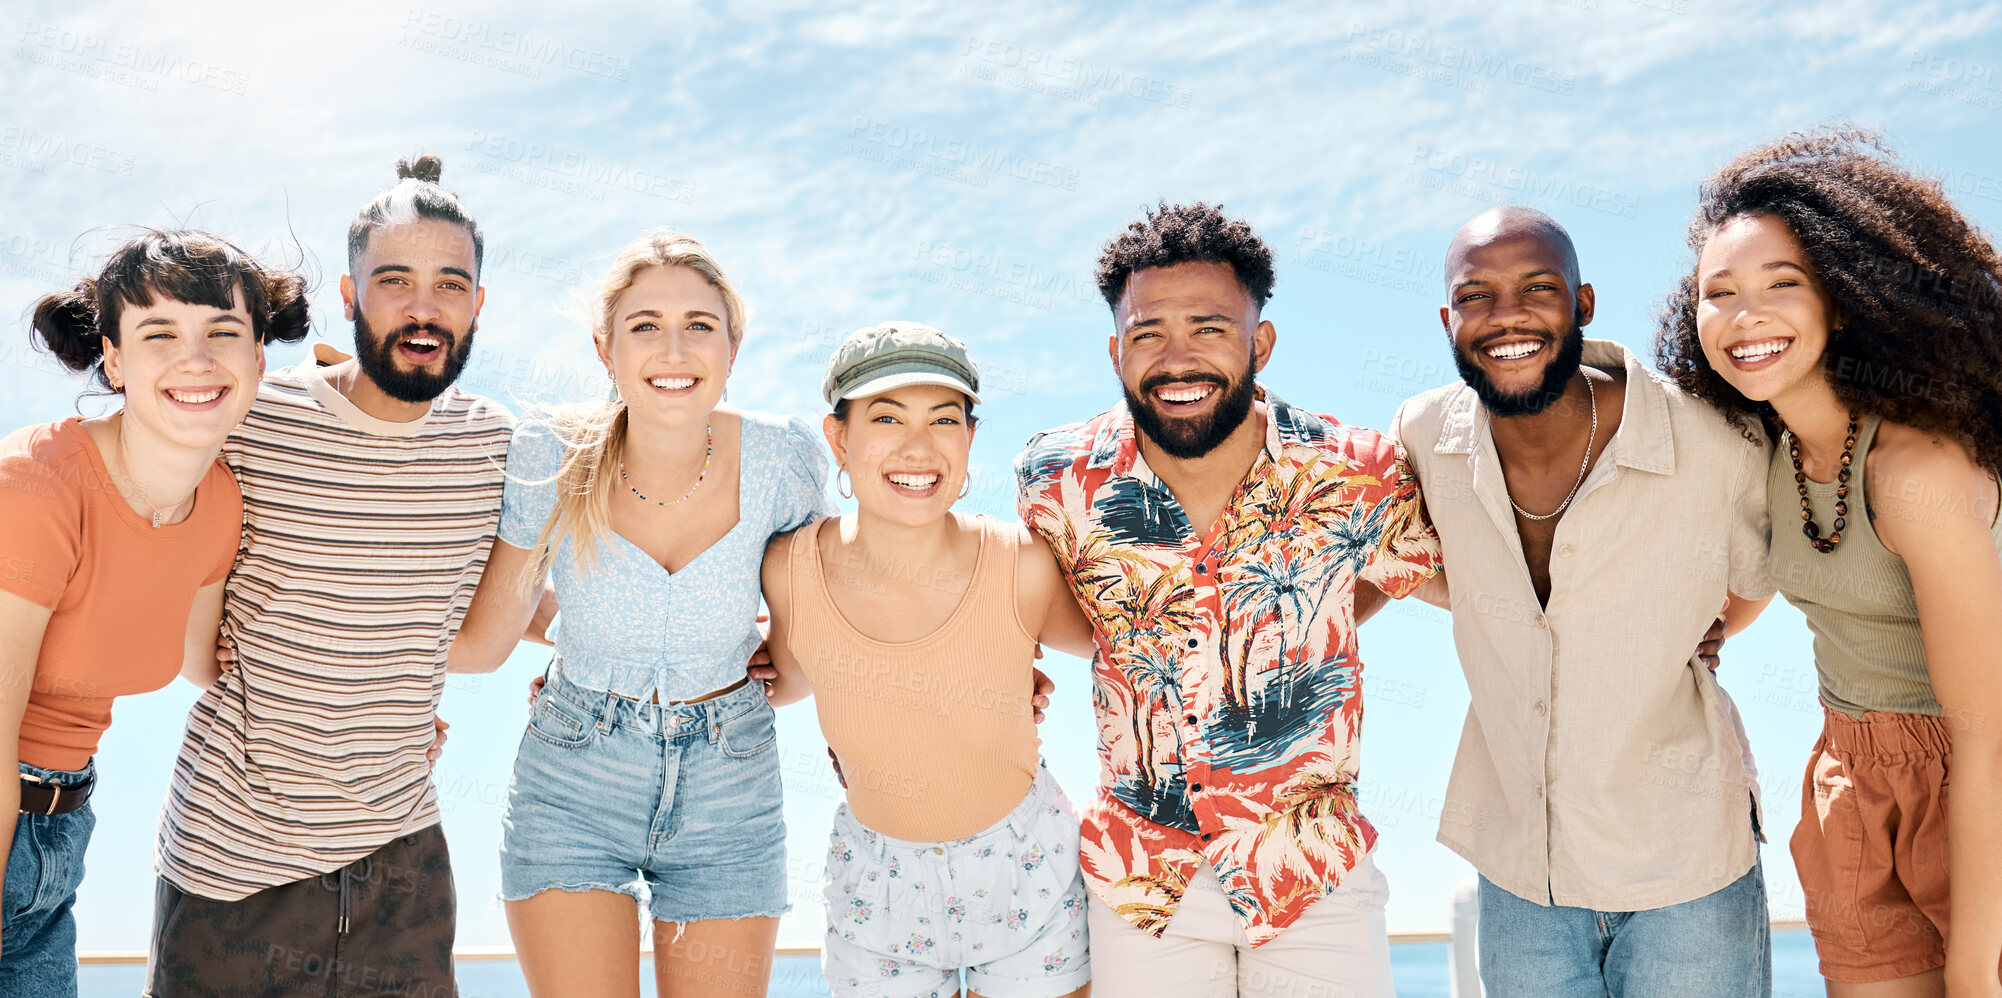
1449, 877, 1483, 998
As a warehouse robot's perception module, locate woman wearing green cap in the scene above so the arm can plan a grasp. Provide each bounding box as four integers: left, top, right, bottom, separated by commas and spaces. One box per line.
761, 321, 1097, 998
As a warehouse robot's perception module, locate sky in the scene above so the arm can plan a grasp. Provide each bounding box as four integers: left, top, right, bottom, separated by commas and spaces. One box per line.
5, 0, 2002, 953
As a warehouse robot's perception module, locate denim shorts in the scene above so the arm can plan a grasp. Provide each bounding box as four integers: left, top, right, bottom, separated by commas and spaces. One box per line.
2, 760, 96, 998
498, 665, 789, 925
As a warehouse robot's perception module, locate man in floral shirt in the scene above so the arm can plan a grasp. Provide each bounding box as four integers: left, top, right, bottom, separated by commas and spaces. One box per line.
1016, 203, 1440, 997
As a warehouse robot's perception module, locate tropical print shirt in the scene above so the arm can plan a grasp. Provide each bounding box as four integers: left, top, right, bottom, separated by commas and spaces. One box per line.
1015, 390, 1441, 946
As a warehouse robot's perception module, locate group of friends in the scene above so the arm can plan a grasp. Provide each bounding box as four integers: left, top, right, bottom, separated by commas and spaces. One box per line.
0, 126, 1998, 998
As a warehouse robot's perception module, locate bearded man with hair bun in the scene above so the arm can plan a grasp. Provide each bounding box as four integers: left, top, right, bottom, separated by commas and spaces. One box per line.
146, 156, 517, 998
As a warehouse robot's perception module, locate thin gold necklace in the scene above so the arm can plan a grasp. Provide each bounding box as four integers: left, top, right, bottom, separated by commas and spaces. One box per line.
118, 417, 193, 528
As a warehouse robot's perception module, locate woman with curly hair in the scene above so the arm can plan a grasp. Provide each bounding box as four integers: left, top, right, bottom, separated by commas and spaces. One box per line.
1658, 130, 2002, 996
1, 229, 308, 994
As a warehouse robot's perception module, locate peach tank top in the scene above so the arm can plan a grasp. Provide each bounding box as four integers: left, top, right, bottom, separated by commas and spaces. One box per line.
786, 513, 1041, 841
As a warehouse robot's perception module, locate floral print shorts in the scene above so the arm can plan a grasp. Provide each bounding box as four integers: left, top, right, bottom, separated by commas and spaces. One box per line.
821, 763, 1090, 998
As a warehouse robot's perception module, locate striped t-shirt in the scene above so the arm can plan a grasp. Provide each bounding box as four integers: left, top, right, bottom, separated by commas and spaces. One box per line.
155, 360, 512, 900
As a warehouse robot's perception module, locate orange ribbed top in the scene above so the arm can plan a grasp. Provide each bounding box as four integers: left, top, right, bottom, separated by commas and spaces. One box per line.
786, 513, 1041, 841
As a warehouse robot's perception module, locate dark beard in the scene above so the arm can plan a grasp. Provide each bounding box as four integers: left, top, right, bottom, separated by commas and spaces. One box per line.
353, 312, 476, 404
1452, 313, 1586, 418
1123, 359, 1259, 461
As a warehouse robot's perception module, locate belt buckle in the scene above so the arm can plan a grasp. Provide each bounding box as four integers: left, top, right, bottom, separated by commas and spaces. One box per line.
19, 773, 58, 816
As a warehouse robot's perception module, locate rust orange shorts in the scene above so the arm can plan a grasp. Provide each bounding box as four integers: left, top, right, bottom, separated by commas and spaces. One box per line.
1789, 704, 1951, 983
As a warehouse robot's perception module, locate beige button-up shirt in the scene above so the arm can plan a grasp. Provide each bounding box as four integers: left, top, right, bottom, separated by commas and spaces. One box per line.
1390, 339, 1776, 911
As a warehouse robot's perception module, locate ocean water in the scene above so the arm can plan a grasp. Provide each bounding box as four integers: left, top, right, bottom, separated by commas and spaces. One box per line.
79, 930, 1824, 996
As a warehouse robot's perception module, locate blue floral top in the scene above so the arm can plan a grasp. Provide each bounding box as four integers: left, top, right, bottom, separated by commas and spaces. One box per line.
499, 410, 832, 701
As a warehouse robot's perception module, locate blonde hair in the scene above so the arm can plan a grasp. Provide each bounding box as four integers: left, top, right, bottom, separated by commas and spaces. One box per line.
520, 230, 750, 582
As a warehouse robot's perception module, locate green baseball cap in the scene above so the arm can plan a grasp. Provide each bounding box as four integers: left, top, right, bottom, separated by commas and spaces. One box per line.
822, 320, 982, 407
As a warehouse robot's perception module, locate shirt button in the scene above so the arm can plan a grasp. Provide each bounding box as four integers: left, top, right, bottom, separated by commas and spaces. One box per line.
1185, 714, 1198, 726
1186, 637, 1200, 650
1558, 544, 1574, 557
1534, 613, 1548, 630
1534, 784, 1545, 799
933, 847, 944, 855
1200, 833, 1212, 842
1196, 564, 1208, 575
1190, 783, 1203, 793
1534, 701, 1547, 717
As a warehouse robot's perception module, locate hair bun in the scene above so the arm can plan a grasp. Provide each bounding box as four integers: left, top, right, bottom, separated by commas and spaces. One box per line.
396, 154, 444, 184
29, 280, 106, 375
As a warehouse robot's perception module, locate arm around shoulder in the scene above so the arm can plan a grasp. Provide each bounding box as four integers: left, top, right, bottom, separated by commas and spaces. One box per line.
446, 540, 546, 674
179, 581, 226, 690
779, 416, 837, 530
760, 532, 813, 707
1018, 528, 1095, 658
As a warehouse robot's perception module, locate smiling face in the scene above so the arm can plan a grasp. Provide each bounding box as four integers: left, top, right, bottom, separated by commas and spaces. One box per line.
1441, 221, 1592, 417
826, 383, 974, 527
598, 264, 735, 429
342, 218, 483, 404
1109, 260, 1273, 460
1693, 213, 1841, 406
102, 288, 264, 448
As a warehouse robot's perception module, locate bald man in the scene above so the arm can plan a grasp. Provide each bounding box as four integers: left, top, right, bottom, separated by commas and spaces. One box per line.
1389, 207, 1778, 997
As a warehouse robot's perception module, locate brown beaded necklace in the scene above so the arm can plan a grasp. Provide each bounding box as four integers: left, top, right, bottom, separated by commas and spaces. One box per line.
1787, 413, 1860, 554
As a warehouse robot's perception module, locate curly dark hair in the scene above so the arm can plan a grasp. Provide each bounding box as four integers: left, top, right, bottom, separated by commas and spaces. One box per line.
1655, 128, 2002, 470
29, 228, 312, 392
1095, 201, 1275, 313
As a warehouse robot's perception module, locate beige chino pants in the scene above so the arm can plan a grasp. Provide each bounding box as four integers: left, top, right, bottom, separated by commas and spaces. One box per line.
1087, 855, 1397, 998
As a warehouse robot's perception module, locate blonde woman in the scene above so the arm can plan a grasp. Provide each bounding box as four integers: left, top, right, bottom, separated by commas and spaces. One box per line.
450, 231, 830, 997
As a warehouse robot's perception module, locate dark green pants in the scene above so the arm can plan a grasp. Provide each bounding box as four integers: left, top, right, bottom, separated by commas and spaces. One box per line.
146, 824, 457, 997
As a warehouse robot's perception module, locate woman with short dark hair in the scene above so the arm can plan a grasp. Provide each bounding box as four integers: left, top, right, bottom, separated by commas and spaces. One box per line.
0, 229, 307, 994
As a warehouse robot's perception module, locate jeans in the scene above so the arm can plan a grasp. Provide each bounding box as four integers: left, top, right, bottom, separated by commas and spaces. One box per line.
1, 760, 97, 998
1478, 860, 1771, 998
499, 665, 789, 924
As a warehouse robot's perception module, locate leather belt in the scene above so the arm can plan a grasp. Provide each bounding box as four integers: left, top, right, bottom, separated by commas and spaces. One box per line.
610, 676, 750, 706
19, 773, 93, 816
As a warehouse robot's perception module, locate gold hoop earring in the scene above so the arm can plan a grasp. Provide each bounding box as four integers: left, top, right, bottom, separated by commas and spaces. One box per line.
958, 475, 969, 500
837, 469, 852, 499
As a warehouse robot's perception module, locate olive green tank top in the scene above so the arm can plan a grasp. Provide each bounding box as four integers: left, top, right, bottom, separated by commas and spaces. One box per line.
1767, 415, 2002, 717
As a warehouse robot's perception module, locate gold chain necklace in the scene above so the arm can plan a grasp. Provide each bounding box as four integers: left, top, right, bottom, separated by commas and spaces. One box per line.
118, 417, 194, 528
1507, 374, 1598, 521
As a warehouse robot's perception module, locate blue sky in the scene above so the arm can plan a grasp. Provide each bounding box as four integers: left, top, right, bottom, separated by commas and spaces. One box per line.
6, 0, 2002, 952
